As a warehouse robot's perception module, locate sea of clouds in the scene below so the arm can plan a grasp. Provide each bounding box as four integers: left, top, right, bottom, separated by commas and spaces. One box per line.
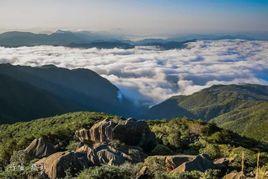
0, 39, 268, 106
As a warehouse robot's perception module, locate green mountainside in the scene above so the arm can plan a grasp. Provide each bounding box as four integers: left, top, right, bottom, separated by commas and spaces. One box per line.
211, 101, 268, 143
0, 64, 135, 123
143, 84, 268, 143
0, 74, 79, 123
145, 84, 268, 121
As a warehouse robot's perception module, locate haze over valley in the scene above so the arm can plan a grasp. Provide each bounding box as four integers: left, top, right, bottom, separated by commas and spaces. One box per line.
1, 38, 267, 106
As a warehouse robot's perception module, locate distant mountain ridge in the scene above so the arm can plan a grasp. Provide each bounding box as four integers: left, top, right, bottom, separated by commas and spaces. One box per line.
144, 84, 268, 120
0, 31, 191, 49
0, 64, 136, 123
1, 30, 267, 49
0, 30, 129, 48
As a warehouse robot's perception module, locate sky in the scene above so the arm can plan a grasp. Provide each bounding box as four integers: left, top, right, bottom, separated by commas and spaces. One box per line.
0, 0, 268, 35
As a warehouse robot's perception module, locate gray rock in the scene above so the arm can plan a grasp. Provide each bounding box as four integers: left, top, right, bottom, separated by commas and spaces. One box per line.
24, 138, 57, 159
76, 143, 146, 166
35, 151, 90, 179
75, 118, 156, 152
172, 154, 215, 173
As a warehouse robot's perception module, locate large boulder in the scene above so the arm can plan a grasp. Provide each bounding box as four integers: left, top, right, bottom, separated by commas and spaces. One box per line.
75, 118, 156, 152
24, 138, 57, 159
113, 118, 156, 152
35, 151, 90, 179
76, 143, 146, 166
171, 154, 215, 173
142, 155, 194, 173
75, 128, 91, 143
75, 119, 116, 143
96, 147, 125, 165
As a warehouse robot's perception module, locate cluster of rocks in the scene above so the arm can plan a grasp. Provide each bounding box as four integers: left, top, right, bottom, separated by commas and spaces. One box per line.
24, 118, 156, 178
21, 118, 244, 179
138, 154, 230, 178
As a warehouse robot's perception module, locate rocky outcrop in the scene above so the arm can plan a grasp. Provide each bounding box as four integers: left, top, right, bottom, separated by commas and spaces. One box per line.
35, 151, 90, 179
142, 155, 194, 173
75, 119, 116, 143
75, 118, 156, 152
171, 154, 215, 173
91, 119, 116, 143
24, 138, 57, 159
75, 128, 89, 143
165, 155, 195, 171
30, 118, 155, 178
113, 118, 156, 152
76, 143, 146, 166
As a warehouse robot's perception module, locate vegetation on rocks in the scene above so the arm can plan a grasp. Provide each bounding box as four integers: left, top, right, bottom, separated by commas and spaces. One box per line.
0, 112, 114, 166
0, 112, 268, 178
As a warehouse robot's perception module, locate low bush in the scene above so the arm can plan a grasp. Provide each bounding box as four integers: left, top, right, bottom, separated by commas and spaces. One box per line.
77, 164, 137, 179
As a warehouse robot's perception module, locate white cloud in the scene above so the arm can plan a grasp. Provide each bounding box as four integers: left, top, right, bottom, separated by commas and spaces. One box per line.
0, 39, 268, 105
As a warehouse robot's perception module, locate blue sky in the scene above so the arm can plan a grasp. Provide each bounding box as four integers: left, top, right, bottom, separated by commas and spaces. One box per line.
0, 0, 267, 35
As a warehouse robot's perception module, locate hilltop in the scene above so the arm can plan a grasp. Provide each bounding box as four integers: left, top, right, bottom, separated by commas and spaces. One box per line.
143, 84, 268, 143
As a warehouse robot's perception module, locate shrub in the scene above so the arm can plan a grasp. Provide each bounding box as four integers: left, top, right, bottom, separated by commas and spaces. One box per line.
66, 140, 79, 151
77, 165, 136, 179
200, 144, 220, 159
201, 169, 221, 179
207, 132, 224, 143
143, 156, 167, 174
229, 147, 257, 173
177, 170, 203, 179
149, 119, 198, 151
0, 163, 39, 179
10, 150, 31, 166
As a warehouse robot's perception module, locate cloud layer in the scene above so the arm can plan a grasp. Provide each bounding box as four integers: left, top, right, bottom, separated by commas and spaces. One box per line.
1, 39, 268, 105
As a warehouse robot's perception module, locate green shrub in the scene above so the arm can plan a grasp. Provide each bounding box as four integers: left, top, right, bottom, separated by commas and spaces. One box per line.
200, 144, 220, 159
0, 162, 39, 179
207, 132, 224, 143
77, 165, 135, 179
12, 151, 31, 165
229, 147, 257, 173
143, 156, 167, 174
201, 169, 221, 179
149, 119, 200, 151
177, 170, 203, 179
66, 140, 79, 151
